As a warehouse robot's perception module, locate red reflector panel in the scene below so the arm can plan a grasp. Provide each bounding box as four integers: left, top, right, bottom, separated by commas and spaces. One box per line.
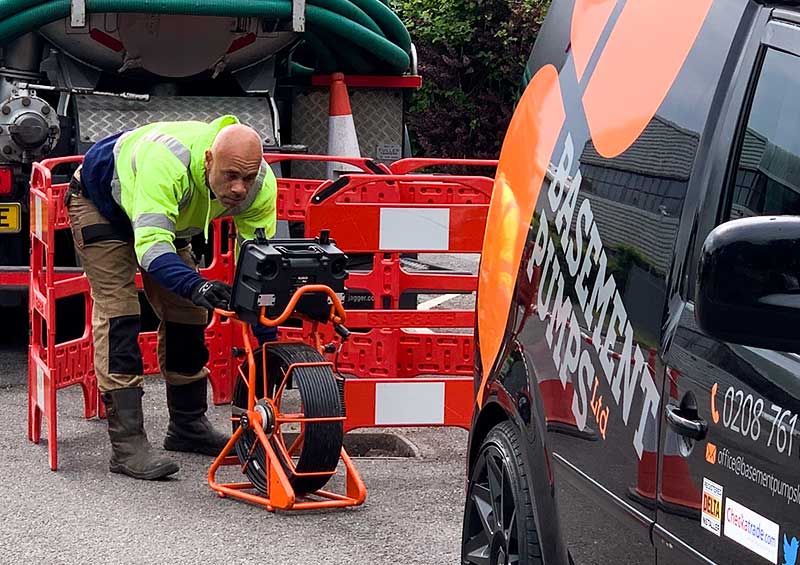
0, 167, 12, 194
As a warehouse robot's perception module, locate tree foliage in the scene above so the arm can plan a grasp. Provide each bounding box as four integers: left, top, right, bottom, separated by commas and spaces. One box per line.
396, 0, 549, 159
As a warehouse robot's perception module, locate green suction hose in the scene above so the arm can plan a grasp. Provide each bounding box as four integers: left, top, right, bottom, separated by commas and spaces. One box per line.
306, 4, 409, 70
302, 30, 339, 73
0, 0, 412, 75
346, 0, 411, 53
311, 27, 375, 75
311, 0, 383, 37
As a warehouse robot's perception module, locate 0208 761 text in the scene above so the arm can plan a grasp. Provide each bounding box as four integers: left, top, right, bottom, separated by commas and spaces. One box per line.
712, 382, 798, 458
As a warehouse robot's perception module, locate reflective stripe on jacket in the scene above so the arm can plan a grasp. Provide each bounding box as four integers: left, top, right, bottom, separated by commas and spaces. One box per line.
111, 115, 277, 269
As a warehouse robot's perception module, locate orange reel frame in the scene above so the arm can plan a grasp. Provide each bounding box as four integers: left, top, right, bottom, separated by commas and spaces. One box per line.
207, 284, 367, 511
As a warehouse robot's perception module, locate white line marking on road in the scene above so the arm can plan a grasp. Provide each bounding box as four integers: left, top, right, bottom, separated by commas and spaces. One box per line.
418, 294, 459, 311
406, 294, 460, 334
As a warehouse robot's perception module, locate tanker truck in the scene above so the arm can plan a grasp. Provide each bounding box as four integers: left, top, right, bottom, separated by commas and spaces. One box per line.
0, 1, 418, 308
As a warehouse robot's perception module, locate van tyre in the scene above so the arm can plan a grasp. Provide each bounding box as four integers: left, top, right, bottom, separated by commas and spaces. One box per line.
462, 421, 542, 565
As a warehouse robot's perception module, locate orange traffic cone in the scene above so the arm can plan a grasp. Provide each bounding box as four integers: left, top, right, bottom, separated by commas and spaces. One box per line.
628, 389, 658, 507
627, 358, 701, 518
539, 378, 598, 441
658, 367, 702, 518
532, 339, 597, 441
326, 72, 361, 179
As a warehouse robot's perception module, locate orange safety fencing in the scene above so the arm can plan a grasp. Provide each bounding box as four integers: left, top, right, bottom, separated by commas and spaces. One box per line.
27, 153, 497, 470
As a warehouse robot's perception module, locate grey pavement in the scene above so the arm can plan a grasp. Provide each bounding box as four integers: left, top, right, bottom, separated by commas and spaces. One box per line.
0, 254, 477, 564
0, 380, 468, 564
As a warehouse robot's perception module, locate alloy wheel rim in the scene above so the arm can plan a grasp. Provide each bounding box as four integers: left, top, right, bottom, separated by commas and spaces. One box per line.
463, 445, 520, 564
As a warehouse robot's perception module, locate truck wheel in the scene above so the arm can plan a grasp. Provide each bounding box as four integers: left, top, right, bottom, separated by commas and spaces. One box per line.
461, 421, 542, 565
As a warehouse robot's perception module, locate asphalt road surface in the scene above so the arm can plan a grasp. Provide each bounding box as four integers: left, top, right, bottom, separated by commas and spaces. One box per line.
0, 253, 479, 564
0, 381, 468, 564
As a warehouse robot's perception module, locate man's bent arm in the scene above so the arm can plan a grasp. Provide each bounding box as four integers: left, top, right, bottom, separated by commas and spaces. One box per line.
126, 143, 205, 298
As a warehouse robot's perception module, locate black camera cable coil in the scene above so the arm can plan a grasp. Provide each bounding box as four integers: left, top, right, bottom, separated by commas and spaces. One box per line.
231, 343, 344, 495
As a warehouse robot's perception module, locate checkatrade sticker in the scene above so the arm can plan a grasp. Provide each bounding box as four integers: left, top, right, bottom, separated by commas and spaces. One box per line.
724, 497, 780, 563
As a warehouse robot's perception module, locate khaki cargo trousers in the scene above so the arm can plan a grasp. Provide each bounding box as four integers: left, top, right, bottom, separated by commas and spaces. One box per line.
66, 172, 210, 392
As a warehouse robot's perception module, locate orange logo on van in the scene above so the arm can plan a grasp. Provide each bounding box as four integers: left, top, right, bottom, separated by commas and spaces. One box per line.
476, 0, 713, 398
571, 0, 616, 82
476, 64, 564, 400
582, 0, 713, 158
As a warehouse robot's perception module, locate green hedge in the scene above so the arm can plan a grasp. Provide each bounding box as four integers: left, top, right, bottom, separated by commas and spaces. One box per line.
396, 0, 549, 159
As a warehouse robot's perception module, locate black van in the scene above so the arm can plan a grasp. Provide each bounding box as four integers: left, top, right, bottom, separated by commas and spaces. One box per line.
462, 1, 800, 563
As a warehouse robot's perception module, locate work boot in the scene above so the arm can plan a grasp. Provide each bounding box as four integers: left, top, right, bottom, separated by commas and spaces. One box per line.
103, 387, 180, 480
163, 377, 229, 456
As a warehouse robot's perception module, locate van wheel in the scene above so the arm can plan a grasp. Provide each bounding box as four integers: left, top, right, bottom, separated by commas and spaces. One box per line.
461, 421, 542, 565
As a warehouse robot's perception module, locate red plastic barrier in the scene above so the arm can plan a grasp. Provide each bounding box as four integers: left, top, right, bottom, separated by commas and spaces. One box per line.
27, 157, 240, 470
28, 156, 93, 470
386, 160, 497, 210
306, 173, 488, 305
0, 269, 34, 286
27, 153, 495, 468
287, 171, 491, 433
265, 154, 391, 222
389, 157, 498, 175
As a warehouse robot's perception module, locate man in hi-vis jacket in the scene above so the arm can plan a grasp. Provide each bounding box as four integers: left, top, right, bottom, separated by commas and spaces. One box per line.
66, 116, 277, 480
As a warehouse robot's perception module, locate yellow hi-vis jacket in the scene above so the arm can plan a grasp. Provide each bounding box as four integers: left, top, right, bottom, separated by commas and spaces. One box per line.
110, 115, 277, 272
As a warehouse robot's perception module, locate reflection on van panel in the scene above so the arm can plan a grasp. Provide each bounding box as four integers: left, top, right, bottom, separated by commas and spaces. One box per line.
733, 128, 800, 219
578, 115, 699, 275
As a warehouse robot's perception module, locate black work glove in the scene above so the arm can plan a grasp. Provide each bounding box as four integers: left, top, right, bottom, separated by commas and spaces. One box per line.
190, 280, 232, 310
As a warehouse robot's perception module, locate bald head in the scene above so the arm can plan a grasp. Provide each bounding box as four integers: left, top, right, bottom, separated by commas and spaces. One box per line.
205, 124, 263, 209
210, 123, 263, 159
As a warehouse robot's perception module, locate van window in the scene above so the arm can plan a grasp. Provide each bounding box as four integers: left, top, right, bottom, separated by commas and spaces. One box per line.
728, 48, 800, 219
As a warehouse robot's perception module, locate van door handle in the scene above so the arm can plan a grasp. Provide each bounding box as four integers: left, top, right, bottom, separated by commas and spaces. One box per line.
665, 391, 708, 441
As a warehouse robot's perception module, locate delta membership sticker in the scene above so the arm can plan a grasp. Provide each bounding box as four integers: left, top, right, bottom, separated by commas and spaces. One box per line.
702, 477, 723, 536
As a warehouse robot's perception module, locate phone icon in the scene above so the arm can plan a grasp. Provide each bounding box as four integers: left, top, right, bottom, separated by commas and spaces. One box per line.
711, 382, 720, 424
